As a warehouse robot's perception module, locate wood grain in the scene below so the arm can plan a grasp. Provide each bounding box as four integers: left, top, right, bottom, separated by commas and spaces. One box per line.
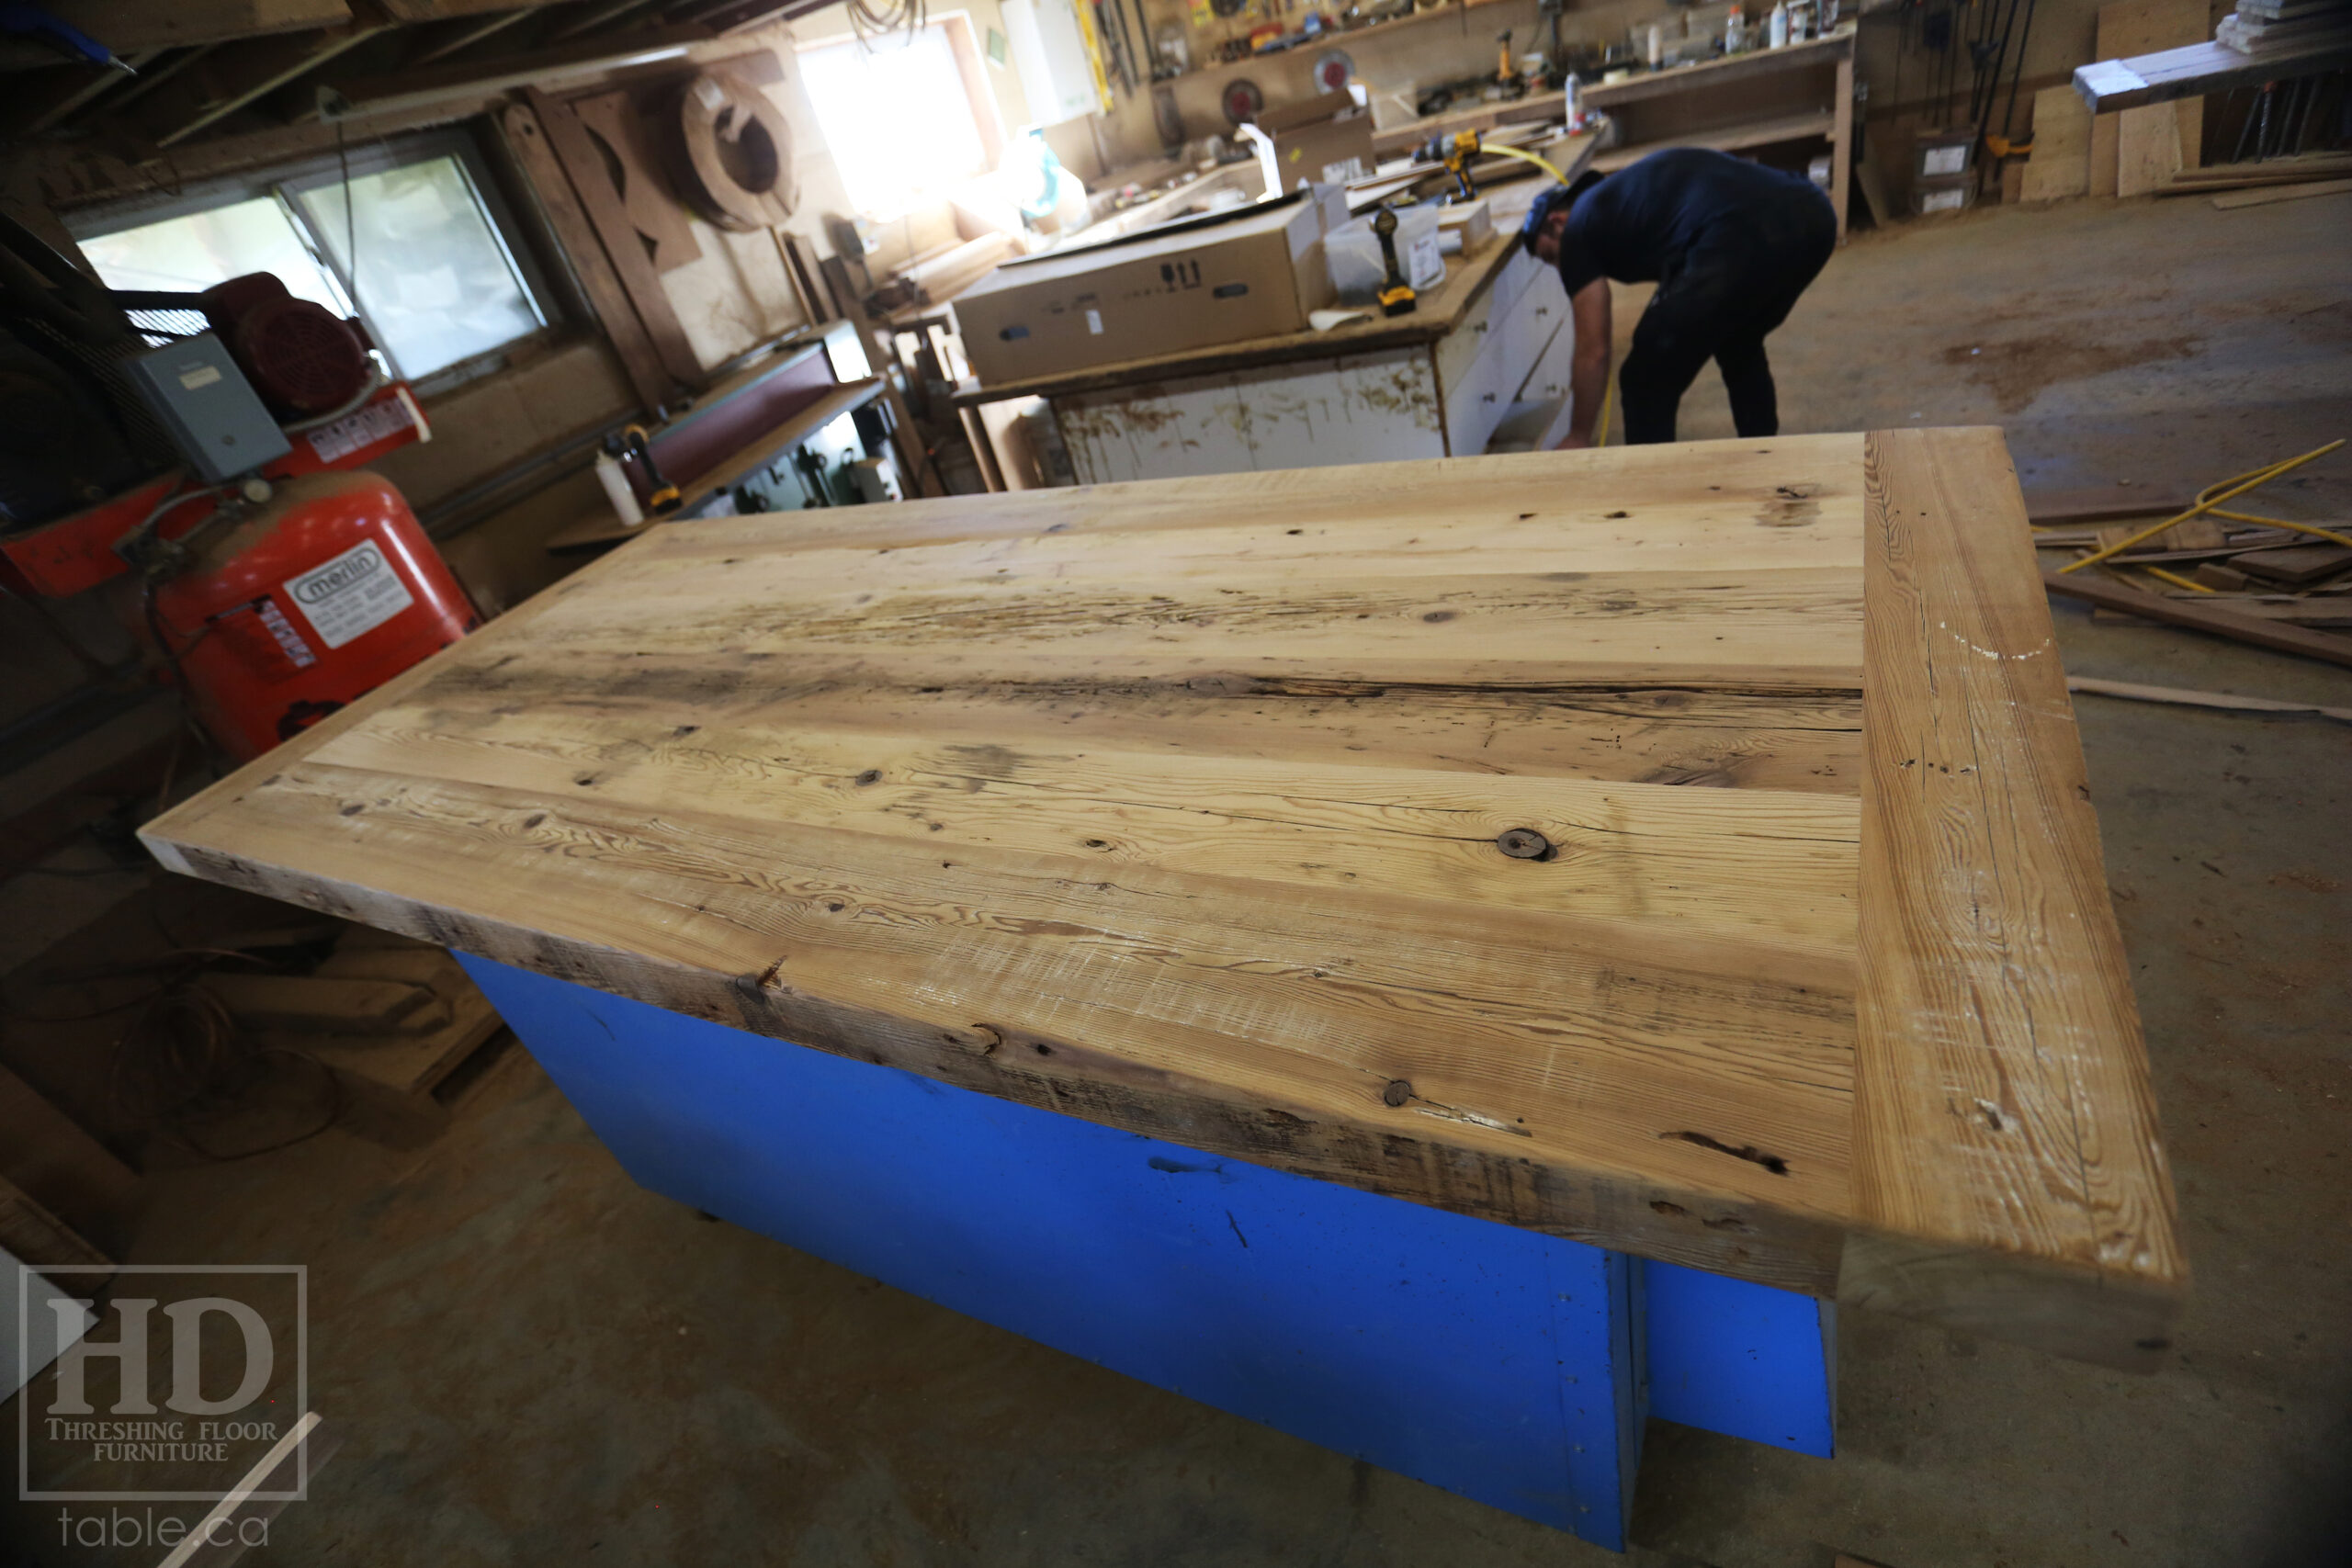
141, 431, 2184, 1362
1849, 428, 2184, 1370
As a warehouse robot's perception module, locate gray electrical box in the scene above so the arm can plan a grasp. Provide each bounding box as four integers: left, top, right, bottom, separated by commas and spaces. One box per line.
123, 333, 290, 483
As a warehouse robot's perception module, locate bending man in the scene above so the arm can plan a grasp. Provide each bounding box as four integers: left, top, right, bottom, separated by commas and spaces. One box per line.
1521, 148, 1838, 446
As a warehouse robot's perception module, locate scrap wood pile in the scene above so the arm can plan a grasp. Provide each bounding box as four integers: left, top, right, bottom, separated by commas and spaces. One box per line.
2038, 440, 2352, 668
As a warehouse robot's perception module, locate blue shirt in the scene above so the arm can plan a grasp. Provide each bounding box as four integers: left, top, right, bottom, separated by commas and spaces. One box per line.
1555, 148, 1830, 293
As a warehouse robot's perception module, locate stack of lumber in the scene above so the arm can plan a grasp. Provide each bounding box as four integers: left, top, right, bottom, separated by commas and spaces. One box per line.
2037, 510, 2352, 665
2214, 0, 2351, 51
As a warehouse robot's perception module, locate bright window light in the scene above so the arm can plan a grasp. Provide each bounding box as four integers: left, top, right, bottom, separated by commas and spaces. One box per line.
297, 154, 544, 379
79, 197, 353, 315
74, 134, 554, 388
798, 28, 991, 215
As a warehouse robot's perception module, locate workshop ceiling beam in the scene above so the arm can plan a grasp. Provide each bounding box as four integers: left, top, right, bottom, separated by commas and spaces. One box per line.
41, 1, 356, 53
145, 20, 393, 147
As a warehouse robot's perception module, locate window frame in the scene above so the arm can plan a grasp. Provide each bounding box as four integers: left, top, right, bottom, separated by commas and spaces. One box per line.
65, 126, 571, 398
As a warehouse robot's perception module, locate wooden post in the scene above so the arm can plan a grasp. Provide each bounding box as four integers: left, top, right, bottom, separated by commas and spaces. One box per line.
1832, 48, 1854, 239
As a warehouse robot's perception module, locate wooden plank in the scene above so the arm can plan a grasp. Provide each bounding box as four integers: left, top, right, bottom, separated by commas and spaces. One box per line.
0, 1173, 107, 1272
1589, 111, 1840, 174
2077, 28, 2352, 112
500, 101, 672, 412
1849, 427, 2185, 1371
2232, 541, 2352, 584
2089, 0, 2210, 196
1831, 51, 1854, 237
1577, 31, 1851, 110
138, 432, 2185, 1362
2042, 568, 2352, 667
2021, 85, 2092, 202
2065, 675, 2352, 722
2024, 484, 2195, 524
525, 87, 706, 388
203, 972, 450, 1034
44, 0, 348, 51
2116, 101, 2186, 197
2210, 175, 2352, 207
0, 1065, 138, 1247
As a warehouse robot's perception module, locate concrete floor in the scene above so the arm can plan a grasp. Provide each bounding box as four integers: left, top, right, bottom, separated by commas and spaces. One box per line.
6, 190, 2351, 1567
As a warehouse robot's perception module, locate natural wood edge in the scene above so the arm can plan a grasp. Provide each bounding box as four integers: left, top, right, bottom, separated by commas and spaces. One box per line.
141, 528, 665, 855
1838, 1231, 2180, 1373
1856, 427, 2188, 1370
141, 829, 1851, 1299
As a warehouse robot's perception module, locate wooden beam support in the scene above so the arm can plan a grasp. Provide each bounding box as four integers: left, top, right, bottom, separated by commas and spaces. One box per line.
42, 0, 352, 52
148, 19, 390, 147
523, 85, 705, 387
499, 99, 673, 412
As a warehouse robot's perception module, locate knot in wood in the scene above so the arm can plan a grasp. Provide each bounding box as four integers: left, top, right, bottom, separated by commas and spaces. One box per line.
1382, 1078, 1413, 1107
1496, 828, 1551, 860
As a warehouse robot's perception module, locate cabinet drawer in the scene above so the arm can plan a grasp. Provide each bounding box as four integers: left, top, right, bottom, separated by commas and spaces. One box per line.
1432, 249, 1542, 401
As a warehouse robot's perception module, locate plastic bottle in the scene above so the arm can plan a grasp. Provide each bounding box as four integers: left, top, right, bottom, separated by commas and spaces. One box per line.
1768, 0, 1790, 48
1725, 6, 1746, 51
594, 446, 645, 527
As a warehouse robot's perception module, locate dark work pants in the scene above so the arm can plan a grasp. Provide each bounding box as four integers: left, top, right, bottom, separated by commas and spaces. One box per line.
1618, 188, 1838, 445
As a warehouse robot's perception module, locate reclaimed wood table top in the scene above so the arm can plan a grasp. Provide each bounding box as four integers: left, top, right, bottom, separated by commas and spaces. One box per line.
144, 428, 2184, 1369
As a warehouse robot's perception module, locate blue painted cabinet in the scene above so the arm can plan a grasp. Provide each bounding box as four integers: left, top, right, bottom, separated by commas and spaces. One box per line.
458, 956, 1833, 1551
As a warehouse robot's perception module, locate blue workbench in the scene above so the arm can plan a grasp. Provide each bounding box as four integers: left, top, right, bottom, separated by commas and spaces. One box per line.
459, 956, 1834, 1551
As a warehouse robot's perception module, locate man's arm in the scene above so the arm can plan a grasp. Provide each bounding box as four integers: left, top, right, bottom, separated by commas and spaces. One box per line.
1558, 278, 1612, 450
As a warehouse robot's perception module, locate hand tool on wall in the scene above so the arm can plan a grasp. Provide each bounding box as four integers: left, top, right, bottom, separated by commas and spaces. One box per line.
1371, 208, 1417, 317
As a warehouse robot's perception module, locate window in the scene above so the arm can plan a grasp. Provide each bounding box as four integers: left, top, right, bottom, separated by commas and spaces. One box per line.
71, 130, 558, 389
798, 20, 1002, 215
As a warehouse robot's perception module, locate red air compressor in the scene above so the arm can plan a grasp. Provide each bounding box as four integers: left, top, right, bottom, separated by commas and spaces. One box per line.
0, 210, 477, 762
145, 470, 478, 761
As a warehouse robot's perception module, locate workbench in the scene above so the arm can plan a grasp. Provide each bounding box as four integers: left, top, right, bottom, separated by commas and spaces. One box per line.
954, 133, 1600, 485
142, 430, 2184, 1549
1582, 30, 1857, 237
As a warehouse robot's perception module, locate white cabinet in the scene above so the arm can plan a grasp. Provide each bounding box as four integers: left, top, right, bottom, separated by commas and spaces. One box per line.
1002, 0, 1102, 126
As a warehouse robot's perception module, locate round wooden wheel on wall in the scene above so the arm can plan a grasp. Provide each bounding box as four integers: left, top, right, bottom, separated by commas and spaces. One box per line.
666, 67, 799, 231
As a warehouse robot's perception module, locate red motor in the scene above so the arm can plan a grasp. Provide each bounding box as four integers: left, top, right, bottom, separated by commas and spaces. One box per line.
148, 469, 477, 761
201, 273, 374, 419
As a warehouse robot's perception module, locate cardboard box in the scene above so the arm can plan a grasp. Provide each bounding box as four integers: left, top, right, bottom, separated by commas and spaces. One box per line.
1436, 199, 1494, 254
955, 197, 1336, 386
1257, 90, 1379, 188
